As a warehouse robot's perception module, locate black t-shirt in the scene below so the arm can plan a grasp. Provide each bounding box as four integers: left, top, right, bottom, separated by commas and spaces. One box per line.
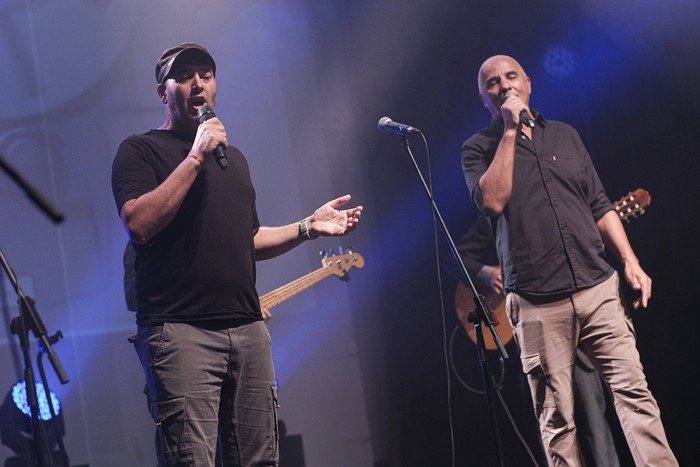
112, 129, 262, 326
462, 114, 614, 296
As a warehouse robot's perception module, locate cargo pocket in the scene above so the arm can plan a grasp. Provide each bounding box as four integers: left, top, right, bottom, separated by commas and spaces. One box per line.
521, 353, 541, 375
520, 352, 547, 413
505, 293, 522, 351
152, 397, 192, 466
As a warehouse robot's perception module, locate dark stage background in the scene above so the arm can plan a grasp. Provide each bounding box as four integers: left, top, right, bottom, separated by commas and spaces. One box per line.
349, 1, 700, 465
1, 1, 698, 466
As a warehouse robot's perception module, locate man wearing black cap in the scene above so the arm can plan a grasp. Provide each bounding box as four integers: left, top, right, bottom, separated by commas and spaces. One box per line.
111, 43, 363, 466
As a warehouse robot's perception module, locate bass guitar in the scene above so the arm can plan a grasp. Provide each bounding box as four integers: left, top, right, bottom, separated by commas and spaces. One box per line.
260, 250, 364, 310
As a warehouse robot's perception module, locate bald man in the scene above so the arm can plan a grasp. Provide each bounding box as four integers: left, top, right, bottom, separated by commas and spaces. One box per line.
461, 55, 677, 466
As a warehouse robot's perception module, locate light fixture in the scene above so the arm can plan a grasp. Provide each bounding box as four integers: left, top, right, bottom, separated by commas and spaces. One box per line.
0, 380, 66, 467
543, 46, 575, 80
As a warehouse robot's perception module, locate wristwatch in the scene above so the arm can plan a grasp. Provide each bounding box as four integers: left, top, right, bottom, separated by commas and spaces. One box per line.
299, 217, 318, 240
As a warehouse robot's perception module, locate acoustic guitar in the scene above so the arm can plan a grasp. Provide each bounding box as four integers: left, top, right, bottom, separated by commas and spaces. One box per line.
455, 188, 651, 350
259, 250, 364, 310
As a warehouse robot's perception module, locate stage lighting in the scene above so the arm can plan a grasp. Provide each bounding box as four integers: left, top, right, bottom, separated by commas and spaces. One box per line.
0, 380, 66, 467
543, 46, 575, 79
10, 380, 61, 421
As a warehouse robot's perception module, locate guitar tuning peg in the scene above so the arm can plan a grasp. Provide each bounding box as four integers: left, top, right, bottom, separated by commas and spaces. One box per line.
345, 246, 353, 254
337, 246, 344, 254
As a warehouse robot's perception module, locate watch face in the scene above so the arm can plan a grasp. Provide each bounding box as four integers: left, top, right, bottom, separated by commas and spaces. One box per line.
0, 0, 137, 120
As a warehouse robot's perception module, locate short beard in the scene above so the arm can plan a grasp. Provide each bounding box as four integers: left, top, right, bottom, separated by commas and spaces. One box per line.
167, 99, 198, 133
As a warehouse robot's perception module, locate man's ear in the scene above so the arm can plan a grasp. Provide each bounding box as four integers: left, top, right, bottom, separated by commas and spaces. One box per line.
157, 83, 167, 104
479, 93, 488, 108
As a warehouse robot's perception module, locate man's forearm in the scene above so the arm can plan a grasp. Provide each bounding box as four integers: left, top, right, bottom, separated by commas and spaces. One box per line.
479, 128, 517, 215
120, 155, 202, 244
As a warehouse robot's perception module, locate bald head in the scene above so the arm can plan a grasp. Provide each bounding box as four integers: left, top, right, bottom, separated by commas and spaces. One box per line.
477, 55, 527, 93
477, 55, 532, 120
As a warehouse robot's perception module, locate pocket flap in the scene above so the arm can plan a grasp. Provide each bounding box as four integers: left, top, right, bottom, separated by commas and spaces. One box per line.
521, 353, 541, 374
152, 396, 185, 424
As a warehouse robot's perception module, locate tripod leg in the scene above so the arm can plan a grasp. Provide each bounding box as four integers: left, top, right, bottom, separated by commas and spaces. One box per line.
473, 317, 506, 467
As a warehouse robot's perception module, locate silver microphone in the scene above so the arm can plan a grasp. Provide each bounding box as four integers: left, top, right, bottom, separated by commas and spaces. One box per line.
377, 116, 421, 135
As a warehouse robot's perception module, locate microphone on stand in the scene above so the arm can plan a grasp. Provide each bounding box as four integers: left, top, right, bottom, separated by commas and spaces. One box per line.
377, 116, 421, 135
197, 104, 228, 169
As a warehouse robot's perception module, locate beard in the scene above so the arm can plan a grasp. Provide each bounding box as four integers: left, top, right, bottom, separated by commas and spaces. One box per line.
166, 98, 198, 133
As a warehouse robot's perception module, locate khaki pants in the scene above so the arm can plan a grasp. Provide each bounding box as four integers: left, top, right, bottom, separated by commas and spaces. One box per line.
506, 272, 677, 467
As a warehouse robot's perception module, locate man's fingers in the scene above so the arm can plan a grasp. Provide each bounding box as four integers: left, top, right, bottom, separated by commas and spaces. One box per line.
327, 194, 352, 210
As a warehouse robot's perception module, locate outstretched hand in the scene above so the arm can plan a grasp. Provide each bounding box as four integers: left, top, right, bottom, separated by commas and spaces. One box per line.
308, 194, 363, 237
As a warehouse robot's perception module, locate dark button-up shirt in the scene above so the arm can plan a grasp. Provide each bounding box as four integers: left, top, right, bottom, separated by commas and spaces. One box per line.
461, 113, 614, 296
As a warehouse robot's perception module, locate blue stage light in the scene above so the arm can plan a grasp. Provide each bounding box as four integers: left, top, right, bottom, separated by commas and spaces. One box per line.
11, 380, 61, 421
2, 379, 67, 464
543, 46, 575, 79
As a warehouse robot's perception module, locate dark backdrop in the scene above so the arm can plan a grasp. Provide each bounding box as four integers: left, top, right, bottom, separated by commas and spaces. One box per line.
346, 1, 700, 465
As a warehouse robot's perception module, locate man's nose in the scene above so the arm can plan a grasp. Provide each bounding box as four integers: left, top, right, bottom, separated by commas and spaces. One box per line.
192, 73, 204, 88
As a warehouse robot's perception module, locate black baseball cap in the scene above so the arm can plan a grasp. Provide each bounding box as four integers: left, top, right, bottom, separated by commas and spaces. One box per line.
155, 42, 216, 84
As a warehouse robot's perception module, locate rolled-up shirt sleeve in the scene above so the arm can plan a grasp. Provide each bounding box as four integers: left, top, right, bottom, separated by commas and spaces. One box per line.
461, 127, 499, 214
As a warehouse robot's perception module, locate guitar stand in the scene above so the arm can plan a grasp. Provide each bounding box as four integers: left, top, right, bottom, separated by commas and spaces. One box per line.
389, 134, 508, 467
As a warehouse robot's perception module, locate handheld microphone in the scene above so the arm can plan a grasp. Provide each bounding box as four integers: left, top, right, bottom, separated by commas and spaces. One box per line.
377, 116, 421, 135
520, 110, 535, 129
197, 104, 228, 169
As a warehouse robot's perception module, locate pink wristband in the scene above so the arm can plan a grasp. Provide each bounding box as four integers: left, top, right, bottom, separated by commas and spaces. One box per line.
188, 153, 203, 166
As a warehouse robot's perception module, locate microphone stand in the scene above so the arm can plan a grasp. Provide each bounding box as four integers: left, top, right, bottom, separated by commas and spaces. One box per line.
1, 152, 68, 465
0, 154, 64, 224
38, 332, 71, 467
398, 134, 508, 467
0, 247, 69, 467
